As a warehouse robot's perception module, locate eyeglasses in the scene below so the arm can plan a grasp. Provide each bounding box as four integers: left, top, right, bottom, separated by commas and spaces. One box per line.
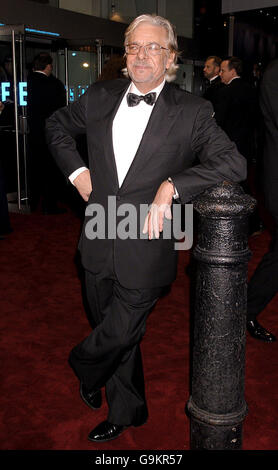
125, 42, 169, 56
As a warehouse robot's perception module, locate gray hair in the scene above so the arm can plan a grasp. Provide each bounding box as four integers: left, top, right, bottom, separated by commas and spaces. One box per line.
122, 14, 180, 82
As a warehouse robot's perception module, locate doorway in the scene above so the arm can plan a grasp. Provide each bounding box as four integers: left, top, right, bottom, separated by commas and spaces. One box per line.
0, 25, 110, 212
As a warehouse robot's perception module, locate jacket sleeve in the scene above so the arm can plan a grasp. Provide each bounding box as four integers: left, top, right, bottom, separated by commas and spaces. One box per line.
171, 100, 247, 204
45, 90, 88, 178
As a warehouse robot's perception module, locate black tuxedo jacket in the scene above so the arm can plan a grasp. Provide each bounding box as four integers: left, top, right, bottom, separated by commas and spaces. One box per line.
27, 71, 66, 139
46, 79, 246, 288
203, 75, 224, 110
213, 77, 258, 159
260, 59, 278, 218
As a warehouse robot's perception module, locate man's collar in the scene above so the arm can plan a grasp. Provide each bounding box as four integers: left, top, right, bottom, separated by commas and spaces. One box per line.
228, 76, 240, 84
34, 70, 48, 76
210, 75, 219, 83
129, 79, 166, 96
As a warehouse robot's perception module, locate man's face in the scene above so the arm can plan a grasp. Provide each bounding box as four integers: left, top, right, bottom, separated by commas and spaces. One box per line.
126, 22, 174, 93
220, 60, 235, 84
203, 59, 219, 80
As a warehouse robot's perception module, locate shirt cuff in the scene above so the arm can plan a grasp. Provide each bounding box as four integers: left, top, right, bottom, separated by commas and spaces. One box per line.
168, 177, 179, 200
69, 167, 88, 185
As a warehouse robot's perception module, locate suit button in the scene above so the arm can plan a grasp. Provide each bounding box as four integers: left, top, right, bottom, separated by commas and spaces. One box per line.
116, 195, 121, 201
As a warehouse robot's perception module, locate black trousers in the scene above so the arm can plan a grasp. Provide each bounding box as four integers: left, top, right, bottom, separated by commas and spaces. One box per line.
69, 257, 165, 426
247, 217, 278, 320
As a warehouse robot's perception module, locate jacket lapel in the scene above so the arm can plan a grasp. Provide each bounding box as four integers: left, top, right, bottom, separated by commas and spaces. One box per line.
100, 80, 130, 190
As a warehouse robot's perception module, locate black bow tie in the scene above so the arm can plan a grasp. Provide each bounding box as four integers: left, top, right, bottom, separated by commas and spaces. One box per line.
127, 92, 156, 107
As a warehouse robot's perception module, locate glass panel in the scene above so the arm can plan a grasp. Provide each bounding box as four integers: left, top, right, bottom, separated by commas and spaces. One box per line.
174, 63, 194, 93
0, 31, 123, 213
98, 45, 125, 82
174, 61, 206, 97
57, 49, 98, 102
192, 62, 206, 97
0, 27, 28, 211
1, 31, 113, 210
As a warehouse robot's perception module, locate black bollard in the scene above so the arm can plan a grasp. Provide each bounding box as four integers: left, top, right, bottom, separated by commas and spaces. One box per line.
186, 181, 256, 450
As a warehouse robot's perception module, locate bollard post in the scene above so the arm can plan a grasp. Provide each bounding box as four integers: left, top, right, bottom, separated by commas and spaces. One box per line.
186, 181, 256, 450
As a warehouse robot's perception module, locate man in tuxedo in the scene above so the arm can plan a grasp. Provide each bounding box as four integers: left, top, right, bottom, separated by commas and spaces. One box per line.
216, 56, 257, 160
27, 52, 67, 213
246, 59, 278, 342
46, 14, 246, 443
217, 56, 264, 237
203, 55, 224, 109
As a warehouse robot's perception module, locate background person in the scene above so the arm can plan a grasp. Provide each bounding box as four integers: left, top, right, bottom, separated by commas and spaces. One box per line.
203, 55, 224, 109
27, 52, 67, 214
216, 56, 263, 235
247, 59, 278, 342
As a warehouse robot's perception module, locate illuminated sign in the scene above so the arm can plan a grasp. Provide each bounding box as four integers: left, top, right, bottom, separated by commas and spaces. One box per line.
25, 27, 60, 37
1, 82, 89, 105
69, 85, 89, 102
1, 82, 27, 106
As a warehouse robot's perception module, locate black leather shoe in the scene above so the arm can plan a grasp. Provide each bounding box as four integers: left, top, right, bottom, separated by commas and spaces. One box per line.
88, 420, 126, 442
80, 382, 102, 410
247, 319, 276, 342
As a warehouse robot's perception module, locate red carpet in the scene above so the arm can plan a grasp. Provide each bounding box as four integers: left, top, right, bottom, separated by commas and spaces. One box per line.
0, 209, 278, 450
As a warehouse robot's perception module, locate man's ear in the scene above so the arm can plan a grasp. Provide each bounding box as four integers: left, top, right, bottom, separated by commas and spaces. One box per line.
166, 51, 175, 70
45, 63, 52, 75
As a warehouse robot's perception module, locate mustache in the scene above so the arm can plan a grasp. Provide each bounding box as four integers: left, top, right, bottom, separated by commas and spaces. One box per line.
133, 61, 151, 67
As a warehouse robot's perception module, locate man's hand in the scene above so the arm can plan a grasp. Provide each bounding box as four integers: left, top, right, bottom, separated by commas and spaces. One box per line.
0, 101, 4, 113
73, 169, 92, 201
143, 180, 174, 240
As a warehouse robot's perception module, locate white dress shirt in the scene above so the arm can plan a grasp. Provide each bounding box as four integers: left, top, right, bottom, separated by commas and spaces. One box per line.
112, 80, 165, 186
209, 75, 219, 83
69, 80, 165, 186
